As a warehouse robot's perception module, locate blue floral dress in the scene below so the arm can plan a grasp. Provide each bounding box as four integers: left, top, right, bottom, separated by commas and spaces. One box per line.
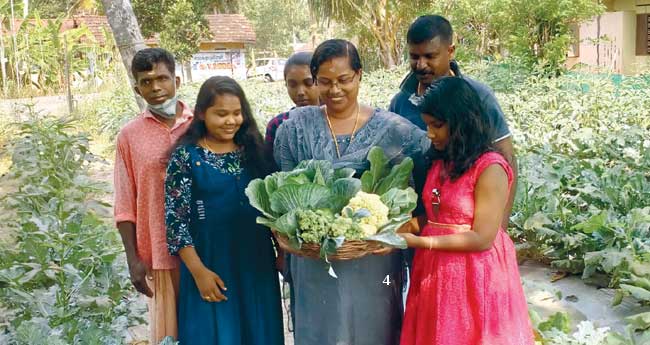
165, 144, 284, 345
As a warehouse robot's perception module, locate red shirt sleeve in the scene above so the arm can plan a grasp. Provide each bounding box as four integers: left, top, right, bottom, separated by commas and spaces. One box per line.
113, 131, 137, 226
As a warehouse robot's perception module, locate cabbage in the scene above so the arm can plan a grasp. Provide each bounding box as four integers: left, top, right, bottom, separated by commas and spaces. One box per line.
244, 146, 418, 258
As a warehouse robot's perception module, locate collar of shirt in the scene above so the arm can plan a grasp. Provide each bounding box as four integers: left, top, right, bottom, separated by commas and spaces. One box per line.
399, 60, 463, 94
143, 99, 194, 130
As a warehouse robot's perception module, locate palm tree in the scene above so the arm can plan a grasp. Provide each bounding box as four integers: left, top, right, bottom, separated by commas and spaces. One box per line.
307, 0, 426, 68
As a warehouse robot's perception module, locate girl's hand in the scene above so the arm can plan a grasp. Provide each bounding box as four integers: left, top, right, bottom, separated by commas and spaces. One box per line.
371, 246, 394, 256
397, 217, 423, 234
192, 267, 227, 303
397, 221, 412, 234
275, 253, 285, 273
399, 233, 430, 249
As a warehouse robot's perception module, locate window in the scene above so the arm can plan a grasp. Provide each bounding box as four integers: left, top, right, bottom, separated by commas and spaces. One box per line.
637, 14, 650, 56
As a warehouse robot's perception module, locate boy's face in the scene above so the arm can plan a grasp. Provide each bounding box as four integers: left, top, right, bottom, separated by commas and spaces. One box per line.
134, 62, 180, 105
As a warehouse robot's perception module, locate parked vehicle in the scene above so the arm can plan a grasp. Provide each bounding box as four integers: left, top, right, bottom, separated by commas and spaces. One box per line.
248, 58, 286, 82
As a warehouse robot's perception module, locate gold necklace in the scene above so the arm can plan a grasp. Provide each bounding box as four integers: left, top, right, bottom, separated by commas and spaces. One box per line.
203, 137, 236, 154
203, 138, 217, 153
324, 104, 360, 159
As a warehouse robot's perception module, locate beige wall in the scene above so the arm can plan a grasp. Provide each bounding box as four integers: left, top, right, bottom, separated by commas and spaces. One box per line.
573, 0, 650, 74
576, 10, 649, 74
635, 56, 650, 72
578, 12, 626, 73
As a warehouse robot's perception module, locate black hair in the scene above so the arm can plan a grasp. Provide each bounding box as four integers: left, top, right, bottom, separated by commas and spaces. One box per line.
310, 39, 362, 80
419, 77, 495, 181
407, 15, 453, 45
284, 52, 313, 79
131, 48, 176, 80
171, 76, 274, 178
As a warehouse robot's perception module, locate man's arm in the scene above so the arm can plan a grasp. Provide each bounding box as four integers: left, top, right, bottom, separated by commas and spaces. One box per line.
114, 133, 152, 297
117, 221, 153, 297
494, 137, 517, 230
478, 82, 516, 231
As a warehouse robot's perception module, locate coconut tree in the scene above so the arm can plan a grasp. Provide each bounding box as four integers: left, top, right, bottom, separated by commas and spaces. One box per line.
307, 0, 427, 69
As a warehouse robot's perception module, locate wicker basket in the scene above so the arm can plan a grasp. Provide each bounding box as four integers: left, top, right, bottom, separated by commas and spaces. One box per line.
273, 230, 391, 260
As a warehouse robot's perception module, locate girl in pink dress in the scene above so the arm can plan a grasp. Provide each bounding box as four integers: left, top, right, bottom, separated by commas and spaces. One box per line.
399, 77, 535, 345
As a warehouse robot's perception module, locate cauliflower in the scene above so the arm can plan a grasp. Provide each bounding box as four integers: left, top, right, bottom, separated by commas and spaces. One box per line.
296, 192, 390, 243
342, 191, 389, 237
297, 209, 334, 243
330, 216, 365, 240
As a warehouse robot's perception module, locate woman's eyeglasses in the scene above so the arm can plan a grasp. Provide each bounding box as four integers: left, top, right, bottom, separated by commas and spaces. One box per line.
316, 73, 358, 89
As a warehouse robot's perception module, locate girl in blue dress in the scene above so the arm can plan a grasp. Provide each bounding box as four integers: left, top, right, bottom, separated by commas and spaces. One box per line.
165, 76, 283, 345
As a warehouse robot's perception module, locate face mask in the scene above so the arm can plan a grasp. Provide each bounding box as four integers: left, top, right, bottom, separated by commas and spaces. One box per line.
147, 95, 178, 119
146, 80, 178, 119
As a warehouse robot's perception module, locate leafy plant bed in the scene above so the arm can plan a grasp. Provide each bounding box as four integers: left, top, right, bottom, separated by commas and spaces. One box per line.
0, 112, 144, 344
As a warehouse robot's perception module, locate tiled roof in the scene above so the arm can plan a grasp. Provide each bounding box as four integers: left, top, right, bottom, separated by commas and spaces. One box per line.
73, 15, 111, 45
204, 14, 256, 44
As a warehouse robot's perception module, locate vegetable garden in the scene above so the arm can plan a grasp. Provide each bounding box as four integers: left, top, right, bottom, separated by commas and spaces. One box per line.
0, 62, 649, 344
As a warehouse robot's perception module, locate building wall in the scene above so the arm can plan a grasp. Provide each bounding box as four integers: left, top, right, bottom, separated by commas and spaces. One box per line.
192, 42, 248, 81
577, 11, 650, 74
578, 12, 626, 73
573, 0, 650, 74
634, 1, 650, 72
612, 0, 650, 73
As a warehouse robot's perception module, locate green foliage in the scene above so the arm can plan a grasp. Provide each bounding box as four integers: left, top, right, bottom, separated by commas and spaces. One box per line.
503, 70, 650, 311
159, 0, 210, 64
18, 0, 100, 18
76, 82, 139, 140
360, 146, 413, 195
529, 309, 650, 344
0, 111, 143, 344
131, 1, 168, 38
503, 0, 604, 75
538, 312, 572, 333
132, 0, 239, 38
242, 0, 311, 57
159, 336, 180, 345
426, 0, 507, 62
308, 0, 427, 69
427, 0, 604, 74
0, 13, 119, 96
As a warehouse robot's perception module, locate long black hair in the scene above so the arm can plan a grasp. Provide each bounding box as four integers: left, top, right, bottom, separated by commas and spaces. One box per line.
419, 77, 495, 180
172, 76, 274, 178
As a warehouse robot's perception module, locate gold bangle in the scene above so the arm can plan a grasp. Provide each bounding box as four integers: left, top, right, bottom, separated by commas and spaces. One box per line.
428, 237, 433, 250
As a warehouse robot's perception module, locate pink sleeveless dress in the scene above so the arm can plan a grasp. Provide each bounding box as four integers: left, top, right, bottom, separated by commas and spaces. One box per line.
400, 152, 535, 345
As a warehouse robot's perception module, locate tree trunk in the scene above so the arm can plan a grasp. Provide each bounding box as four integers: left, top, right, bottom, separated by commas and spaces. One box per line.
1, 28, 8, 97
100, 0, 146, 110
184, 61, 193, 83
